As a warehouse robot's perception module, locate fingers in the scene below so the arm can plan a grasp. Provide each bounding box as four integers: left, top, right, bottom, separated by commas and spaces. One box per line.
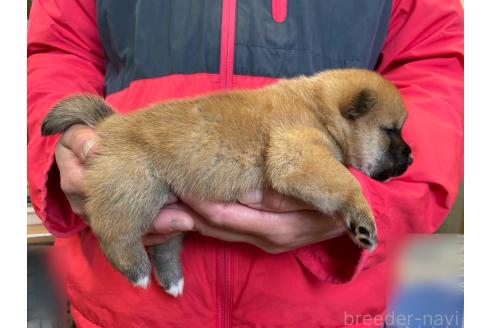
180, 192, 321, 237
180, 192, 347, 252
55, 143, 85, 192
55, 142, 87, 215
143, 204, 195, 246
65, 193, 86, 216
238, 188, 313, 212
55, 124, 99, 217
56, 124, 97, 218
59, 124, 99, 163
143, 232, 181, 246
180, 192, 274, 235
146, 202, 265, 247
149, 196, 347, 253
148, 203, 196, 234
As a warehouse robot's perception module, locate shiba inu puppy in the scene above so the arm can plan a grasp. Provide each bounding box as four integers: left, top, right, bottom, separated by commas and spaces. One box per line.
42, 69, 412, 297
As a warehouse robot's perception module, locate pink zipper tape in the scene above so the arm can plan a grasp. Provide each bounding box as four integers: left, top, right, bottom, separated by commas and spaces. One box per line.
272, 0, 288, 23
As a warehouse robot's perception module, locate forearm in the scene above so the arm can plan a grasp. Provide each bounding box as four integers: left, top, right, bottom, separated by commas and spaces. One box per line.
28, 0, 106, 236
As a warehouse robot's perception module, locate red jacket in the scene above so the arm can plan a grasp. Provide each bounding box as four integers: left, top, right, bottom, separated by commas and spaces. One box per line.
27, 0, 463, 327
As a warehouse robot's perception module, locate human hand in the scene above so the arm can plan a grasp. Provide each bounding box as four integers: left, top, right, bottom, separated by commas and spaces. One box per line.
54, 124, 99, 216
145, 189, 347, 253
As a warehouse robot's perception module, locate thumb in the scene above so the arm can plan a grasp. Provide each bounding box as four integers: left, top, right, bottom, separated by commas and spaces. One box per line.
80, 138, 98, 162
149, 205, 196, 234
238, 189, 263, 205
60, 124, 99, 163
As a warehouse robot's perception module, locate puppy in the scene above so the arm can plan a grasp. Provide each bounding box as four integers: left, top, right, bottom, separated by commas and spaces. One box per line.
41, 69, 412, 297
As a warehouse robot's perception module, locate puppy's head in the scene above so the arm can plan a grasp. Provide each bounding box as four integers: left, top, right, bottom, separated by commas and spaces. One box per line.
318, 70, 413, 181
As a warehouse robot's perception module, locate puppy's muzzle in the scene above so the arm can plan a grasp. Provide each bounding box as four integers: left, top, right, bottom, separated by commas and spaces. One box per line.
373, 143, 413, 182
395, 144, 412, 175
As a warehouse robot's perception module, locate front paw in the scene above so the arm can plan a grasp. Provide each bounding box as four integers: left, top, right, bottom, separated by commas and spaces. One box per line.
343, 207, 378, 252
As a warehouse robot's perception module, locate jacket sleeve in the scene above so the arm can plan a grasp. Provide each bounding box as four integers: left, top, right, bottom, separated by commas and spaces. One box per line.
294, 0, 464, 282
27, 0, 106, 237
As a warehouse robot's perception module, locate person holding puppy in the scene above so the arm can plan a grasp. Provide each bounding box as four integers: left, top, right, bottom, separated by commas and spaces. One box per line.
27, 0, 463, 327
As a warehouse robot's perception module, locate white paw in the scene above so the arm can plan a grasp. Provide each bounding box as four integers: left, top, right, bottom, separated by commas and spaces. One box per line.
166, 278, 184, 297
133, 275, 150, 289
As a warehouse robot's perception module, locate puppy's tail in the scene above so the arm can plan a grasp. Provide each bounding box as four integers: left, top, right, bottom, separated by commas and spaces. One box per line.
41, 95, 115, 136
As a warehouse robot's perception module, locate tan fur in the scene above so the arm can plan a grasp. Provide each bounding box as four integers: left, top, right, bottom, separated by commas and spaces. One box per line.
42, 69, 410, 295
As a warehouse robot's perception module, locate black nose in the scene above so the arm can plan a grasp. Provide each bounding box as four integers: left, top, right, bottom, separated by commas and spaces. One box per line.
407, 155, 413, 166
402, 144, 411, 156
401, 144, 412, 167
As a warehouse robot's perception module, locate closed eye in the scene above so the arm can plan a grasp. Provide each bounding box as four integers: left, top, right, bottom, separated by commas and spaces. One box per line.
382, 127, 400, 137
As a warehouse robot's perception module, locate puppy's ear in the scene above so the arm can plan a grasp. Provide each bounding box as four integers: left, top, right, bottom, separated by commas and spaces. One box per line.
340, 89, 377, 120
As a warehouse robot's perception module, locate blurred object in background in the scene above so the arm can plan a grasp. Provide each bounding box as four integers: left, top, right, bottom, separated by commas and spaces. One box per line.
28, 0, 32, 18
27, 206, 53, 245
386, 234, 464, 328
27, 183, 53, 244
28, 179, 59, 326
28, 246, 72, 328
438, 183, 464, 234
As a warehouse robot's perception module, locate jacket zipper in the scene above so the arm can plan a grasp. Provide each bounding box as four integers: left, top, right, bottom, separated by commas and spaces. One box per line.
272, 0, 288, 23
220, 0, 237, 90
218, 1, 237, 328
217, 242, 233, 328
